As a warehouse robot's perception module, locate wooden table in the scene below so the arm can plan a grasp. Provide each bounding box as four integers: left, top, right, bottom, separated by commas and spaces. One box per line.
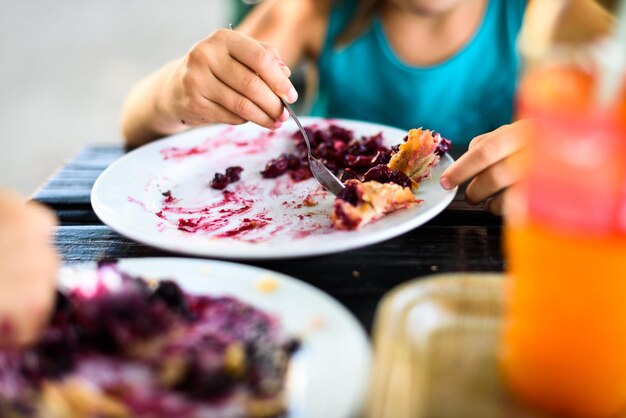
33, 145, 504, 332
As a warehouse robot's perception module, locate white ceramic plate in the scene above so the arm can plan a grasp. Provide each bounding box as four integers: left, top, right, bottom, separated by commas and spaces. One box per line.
92, 117, 456, 259
60, 258, 370, 418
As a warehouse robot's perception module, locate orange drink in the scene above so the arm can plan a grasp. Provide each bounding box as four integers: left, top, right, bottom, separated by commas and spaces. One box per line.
501, 64, 626, 417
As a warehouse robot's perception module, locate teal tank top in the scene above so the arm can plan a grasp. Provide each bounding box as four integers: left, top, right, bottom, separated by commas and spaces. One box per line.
310, 0, 526, 147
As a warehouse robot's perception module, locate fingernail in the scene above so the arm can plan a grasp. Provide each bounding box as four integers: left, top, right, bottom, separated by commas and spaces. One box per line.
440, 176, 451, 190
278, 108, 289, 122
287, 87, 298, 103
279, 61, 291, 75
273, 121, 283, 130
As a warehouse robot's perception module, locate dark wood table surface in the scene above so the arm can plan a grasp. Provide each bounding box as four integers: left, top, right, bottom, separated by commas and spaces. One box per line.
33, 145, 504, 332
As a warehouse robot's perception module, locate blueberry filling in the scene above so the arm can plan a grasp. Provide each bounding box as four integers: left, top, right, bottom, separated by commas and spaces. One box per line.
210, 166, 243, 189
336, 180, 361, 207
260, 153, 301, 179
261, 125, 397, 181
150, 280, 189, 317
362, 164, 412, 189
435, 137, 452, 156
339, 168, 361, 182
332, 201, 360, 230
0, 263, 296, 417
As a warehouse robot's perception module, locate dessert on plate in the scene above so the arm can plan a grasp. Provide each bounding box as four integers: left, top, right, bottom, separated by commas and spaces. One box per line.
258, 124, 450, 231
388, 128, 446, 186
331, 128, 450, 230
331, 179, 418, 230
0, 261, 298, 418
147, 122, 450, 240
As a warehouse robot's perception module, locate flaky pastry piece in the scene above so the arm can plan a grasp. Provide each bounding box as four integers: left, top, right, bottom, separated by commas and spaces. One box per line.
331, 127, 448, 230
388, 128, 443, 187
331, 180, 421, 230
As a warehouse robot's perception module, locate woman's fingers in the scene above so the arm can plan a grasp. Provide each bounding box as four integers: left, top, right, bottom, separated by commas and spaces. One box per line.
224, 30, 298, 104
210, 57, 288, 123
438, 121, 531, 216
486, 191, 506, 216
440, 123, 526, 190
468, 131, 489, 149
257, 43, 290, 120
201, 99, 248, 126
464, 152, 520, 204
172, 29, 293, 129
203, 76, 280, 130
261, 42, 291, 77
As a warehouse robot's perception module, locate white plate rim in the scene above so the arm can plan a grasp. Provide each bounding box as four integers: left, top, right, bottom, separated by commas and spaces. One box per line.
91, 117, 457, 260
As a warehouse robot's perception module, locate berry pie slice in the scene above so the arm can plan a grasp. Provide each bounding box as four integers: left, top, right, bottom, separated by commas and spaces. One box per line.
331, 128, 448, 230
331, 180, 421, 230
0, 261, 298, 418
388, 128, 445, 187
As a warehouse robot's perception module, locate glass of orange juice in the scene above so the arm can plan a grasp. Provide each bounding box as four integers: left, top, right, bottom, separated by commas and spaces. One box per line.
500, 45, 626, 417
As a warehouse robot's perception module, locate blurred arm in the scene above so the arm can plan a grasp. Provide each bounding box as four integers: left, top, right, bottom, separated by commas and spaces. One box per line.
120, 59, 182, 148
0, 191, 58, 347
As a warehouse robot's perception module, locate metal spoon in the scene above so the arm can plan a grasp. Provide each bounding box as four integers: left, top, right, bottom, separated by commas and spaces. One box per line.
280, 100, 345, 195
229, 24, 344, 195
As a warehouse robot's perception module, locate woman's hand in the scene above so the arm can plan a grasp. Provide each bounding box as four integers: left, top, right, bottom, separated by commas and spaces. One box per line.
158, 29, 297, 130
122, 29, 298, 147
439, 121, 530, 215
0, 192, 58, 347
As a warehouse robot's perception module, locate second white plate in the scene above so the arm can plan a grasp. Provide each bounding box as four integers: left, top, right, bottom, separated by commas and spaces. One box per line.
60, 258, 370, 418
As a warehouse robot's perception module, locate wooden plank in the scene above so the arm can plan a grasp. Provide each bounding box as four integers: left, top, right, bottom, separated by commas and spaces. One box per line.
33, 146, 122, 205
54, 224, 504, 291
36, 190, 93, 206
53, 206, 103, 225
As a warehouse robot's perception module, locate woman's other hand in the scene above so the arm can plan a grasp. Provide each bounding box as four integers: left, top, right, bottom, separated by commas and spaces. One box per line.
439, 121, 530, 215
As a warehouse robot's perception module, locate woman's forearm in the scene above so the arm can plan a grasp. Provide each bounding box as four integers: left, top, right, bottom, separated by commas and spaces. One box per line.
120, 59, 187, 148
